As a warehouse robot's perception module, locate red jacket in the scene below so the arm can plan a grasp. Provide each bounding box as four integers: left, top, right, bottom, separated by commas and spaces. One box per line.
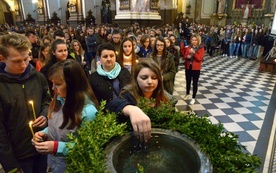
183, 46, 204, 70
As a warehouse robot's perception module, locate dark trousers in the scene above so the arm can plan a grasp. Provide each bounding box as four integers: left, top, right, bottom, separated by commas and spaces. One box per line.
18, 154, 47, 173
185, 67, 200, 98
222, 42, 229, 55
86, 51, 96, 68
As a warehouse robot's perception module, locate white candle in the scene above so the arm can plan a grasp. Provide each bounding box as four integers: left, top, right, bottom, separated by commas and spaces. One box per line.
29, 100, 37, 120
29, 121, 35, 138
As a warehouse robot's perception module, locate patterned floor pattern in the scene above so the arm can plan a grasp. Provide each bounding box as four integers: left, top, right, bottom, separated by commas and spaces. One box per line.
173, 55, 276, 172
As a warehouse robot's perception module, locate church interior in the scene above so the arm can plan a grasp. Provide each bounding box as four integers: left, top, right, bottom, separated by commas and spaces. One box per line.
0, 0, 276, 173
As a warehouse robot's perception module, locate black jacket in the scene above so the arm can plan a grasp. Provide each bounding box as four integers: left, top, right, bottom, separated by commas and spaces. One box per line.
88, 67, 132, 104
0, 63, 51, 172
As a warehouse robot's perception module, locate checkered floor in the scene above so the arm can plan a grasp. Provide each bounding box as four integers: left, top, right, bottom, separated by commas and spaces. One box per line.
173, 55, 276, 172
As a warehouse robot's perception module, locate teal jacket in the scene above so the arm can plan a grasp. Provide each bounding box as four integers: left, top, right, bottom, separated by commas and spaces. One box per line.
41, 96, 97, 173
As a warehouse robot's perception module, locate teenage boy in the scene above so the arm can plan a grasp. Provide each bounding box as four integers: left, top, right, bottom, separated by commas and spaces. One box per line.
0, 34, 51, 173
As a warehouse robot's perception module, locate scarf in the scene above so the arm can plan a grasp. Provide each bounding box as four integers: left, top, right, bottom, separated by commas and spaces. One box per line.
97, 62, 121, 79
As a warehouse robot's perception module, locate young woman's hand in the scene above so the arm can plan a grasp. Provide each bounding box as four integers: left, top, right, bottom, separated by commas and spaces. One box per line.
33, 141, 54, 154
123, 105, 151, 142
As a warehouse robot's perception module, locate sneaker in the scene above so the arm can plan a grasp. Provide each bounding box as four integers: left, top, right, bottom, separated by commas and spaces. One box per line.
183, 94, 190, 100
190, 98, 195, 105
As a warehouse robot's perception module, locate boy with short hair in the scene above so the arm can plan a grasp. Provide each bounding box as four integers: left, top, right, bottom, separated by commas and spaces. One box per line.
0, 33, 51, 173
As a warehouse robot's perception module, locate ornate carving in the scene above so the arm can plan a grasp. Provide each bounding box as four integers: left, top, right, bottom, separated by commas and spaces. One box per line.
119, 0, 130, 10
150, 0, 159, 10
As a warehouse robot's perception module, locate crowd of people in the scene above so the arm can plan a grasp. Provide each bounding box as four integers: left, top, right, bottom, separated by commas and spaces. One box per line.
0, 19, 275, 172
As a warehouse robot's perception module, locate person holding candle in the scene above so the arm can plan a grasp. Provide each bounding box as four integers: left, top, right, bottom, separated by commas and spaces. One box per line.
0, 34, 51, 173
117, 37, 138, 75
33, 59, 99, 173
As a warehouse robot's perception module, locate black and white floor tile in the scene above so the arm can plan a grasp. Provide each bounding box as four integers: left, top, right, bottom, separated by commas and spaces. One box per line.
173, 55, 276, 172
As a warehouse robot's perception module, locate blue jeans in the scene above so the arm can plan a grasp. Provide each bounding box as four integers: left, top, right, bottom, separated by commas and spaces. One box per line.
241, 43, 249, 58
229, 43, 236, 56
247, 45, 258, 58
235, 43, 241, 56
19, 154, 47, 173
252, 45, 259, 58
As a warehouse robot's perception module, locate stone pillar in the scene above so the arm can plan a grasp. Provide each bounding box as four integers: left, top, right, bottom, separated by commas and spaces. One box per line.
37, 0, 49, 24
68, 0, 84, 27
14, 0, 23, 23
263, 13, 274, 27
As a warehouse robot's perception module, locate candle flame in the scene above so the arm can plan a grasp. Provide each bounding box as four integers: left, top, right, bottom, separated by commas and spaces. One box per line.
29, 121, 35, 139
29, 100, 33, 104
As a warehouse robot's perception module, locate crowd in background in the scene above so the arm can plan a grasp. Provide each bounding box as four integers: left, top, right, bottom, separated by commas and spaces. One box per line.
0, 20, 275, 96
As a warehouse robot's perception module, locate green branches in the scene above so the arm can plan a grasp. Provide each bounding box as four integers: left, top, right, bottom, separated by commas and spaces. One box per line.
66, 102, 127, 173
66, 99, 261, 173
138, 98, 261, 173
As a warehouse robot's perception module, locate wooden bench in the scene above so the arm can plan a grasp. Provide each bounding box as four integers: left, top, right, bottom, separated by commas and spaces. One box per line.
259, 58, 276, 73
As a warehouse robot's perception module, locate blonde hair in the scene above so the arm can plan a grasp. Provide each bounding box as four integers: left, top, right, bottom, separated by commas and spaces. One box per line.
0, 33, 31, 58
190, 34, 202, 46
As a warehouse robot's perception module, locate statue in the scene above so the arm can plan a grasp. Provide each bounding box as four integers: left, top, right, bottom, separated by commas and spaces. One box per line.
101, 0, 111, 23
241, 3, 254, 19
138, 0, 149, 12
217, 0, 226, 14
271, 0, 276, 14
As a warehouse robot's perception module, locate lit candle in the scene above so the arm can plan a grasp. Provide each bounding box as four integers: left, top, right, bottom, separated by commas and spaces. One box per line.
29, 121, 35, 139
29, 100, 37, 120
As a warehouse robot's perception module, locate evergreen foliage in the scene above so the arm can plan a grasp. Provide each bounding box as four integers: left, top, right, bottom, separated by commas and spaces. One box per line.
66, 99, 261, 173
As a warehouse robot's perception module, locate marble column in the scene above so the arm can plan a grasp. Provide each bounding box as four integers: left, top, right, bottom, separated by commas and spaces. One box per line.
37, 0, 49, 24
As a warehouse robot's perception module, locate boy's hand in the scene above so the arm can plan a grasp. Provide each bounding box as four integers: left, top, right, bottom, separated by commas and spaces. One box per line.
32, 116, 47, 128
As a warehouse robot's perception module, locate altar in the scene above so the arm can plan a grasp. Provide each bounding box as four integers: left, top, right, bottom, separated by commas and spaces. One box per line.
114, 0, 162, 27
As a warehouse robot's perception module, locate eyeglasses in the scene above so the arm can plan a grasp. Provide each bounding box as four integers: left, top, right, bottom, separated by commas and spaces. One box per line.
156, 44, 164, 47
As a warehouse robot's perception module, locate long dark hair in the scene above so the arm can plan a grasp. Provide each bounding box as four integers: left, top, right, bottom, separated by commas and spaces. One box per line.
48, 59, 99, 129
151, 36, 168, 70
117, 37, 137, 75
125, 58, 168, 107
48, 39, 67, 63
